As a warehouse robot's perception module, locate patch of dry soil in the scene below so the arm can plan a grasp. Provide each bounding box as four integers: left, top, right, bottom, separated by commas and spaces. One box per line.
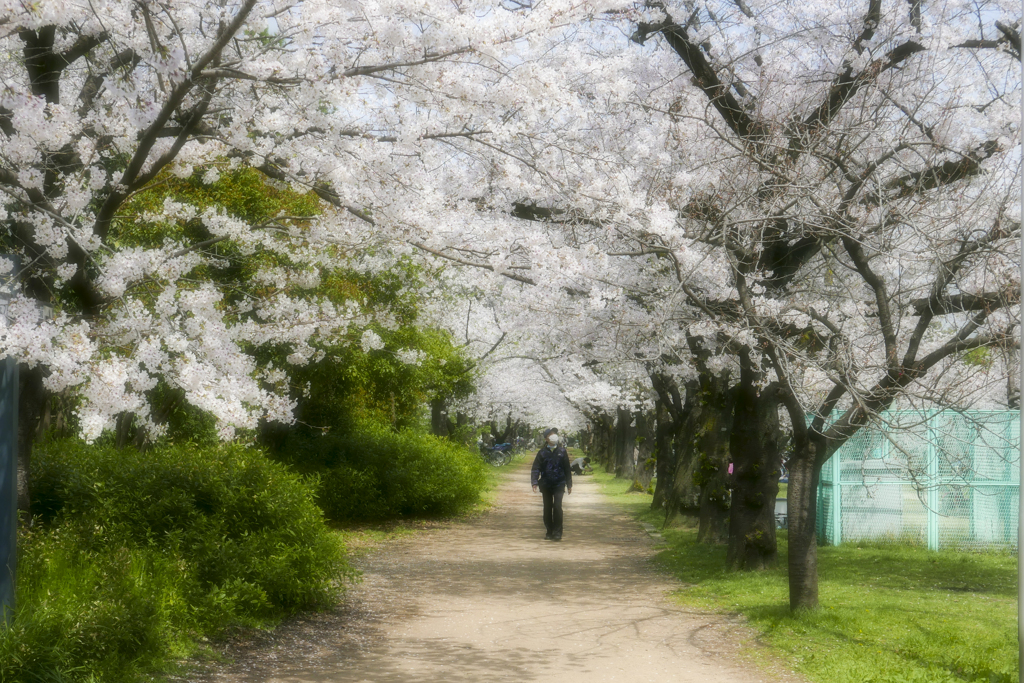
177, 462, 802, 683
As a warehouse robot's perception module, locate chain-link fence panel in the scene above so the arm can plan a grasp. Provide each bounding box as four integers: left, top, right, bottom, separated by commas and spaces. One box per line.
815, 411, 1019, 550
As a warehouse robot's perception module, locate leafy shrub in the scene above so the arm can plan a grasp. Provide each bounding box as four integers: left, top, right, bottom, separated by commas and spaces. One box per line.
278, 420, 487, 522
0, 439, 352, 683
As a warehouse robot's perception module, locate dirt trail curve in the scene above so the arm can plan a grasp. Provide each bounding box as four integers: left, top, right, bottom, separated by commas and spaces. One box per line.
183, 461, 798, 683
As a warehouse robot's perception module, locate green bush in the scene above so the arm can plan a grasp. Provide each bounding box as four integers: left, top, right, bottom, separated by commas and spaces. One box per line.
278, 420, 487, 522
0, 439, 352, 683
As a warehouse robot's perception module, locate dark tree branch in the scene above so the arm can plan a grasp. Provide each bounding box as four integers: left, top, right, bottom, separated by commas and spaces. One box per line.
633, 12, 759, 140
882, 140, 1001, 199
841, 235, 897, 367
60, 32, 108, 66
910, 290, 1019, 317
77, 49, 142, 117
902, 214, 1014, 365
340, 48, 474, 78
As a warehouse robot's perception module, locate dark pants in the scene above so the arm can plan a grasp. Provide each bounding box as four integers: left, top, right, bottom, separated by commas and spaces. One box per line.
540, 484, 565, 535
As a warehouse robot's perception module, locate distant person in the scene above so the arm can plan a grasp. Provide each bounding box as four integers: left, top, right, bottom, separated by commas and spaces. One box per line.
570, 456, 591, 476
531, 428, 572, 541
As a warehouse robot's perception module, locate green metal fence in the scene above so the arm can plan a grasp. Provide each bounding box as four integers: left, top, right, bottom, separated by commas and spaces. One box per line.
816, 410, 1020, 551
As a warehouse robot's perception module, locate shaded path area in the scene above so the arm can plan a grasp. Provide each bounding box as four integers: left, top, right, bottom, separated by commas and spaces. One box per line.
181, 462, 797, 682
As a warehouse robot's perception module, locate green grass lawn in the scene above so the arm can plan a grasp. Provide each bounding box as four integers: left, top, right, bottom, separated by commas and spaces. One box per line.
592, 468, 1019, 683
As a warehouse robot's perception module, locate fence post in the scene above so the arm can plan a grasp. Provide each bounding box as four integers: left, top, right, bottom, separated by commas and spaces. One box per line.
926, 411, 939, 551
831, 451, 842, 545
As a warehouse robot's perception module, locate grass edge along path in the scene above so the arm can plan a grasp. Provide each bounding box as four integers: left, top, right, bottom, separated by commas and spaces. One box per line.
590, 466, 1018, 683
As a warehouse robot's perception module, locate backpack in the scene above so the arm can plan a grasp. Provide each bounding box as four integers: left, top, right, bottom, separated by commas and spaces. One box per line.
540, 447, 564, 484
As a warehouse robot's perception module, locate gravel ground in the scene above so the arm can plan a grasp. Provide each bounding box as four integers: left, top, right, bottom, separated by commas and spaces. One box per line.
176, 461, 802, 683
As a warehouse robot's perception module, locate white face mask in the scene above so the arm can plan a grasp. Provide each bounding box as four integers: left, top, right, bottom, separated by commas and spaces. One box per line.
547, 434, 559, 446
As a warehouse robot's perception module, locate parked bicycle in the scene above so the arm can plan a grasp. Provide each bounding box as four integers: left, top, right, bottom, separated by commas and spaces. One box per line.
480, 442, 514, 467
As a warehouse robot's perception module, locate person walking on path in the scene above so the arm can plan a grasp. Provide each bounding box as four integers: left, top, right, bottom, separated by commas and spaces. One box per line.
531, 428, 572, 541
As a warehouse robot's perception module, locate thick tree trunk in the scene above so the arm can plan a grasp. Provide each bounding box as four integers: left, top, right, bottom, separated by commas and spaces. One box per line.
693, 375, 735, 544
631, 411, 656, 492
591, 414, 614, 469
613, 408, 637, 478
651, 398, 674, 511
786, 436, 825, 610
17, 365, 48, 517
664, 380, 702, 521
666, 373, 734, 543
727, 358, 783, 570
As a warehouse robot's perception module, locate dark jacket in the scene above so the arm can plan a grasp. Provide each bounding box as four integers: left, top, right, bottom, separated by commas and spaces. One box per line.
531, 445, 572, 489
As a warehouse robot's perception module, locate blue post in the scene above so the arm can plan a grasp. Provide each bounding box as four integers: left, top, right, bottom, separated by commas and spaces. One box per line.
0, 357, 16, 624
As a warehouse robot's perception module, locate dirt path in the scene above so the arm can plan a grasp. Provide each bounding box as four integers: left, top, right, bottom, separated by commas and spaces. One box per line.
182, 462, 797, 683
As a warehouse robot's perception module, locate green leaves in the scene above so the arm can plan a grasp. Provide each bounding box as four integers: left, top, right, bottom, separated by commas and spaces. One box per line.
3, 438, 353, 682
277, 419, 487, 522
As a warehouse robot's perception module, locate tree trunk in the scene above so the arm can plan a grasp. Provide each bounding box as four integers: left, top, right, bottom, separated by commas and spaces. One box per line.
727, 357, 783, 570
786, 435, 825, 610
17, 365, 48, 517
591, 414, 614, 469
115, 412, 134, 449
490, 415, 514, 444
631, 411, 656, 492
613, 407, 637, 478
664, 380, 701, 521
692, 374, 735, 544
651, 398, 674, 511
665, 373, 734, 542
581, 423, 594, 456
430, 398, 451, 437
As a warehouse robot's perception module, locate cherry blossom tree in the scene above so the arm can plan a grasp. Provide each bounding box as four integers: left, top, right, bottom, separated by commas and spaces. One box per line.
624, 0, 1021, 606
0, 0, 633, 506
423, 0, 1022, 608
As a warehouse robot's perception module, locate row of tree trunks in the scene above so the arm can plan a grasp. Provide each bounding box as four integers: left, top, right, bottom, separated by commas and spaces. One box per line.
649, 372, 687, 512
651, 365, 785, 565
585, 407, 658, 487
662, 372, 733, 539
590, 365, 787, 573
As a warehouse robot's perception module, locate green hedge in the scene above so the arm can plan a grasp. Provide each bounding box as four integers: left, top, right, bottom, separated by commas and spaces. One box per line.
0, 439, 351, 683
279, 421, 487, 522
